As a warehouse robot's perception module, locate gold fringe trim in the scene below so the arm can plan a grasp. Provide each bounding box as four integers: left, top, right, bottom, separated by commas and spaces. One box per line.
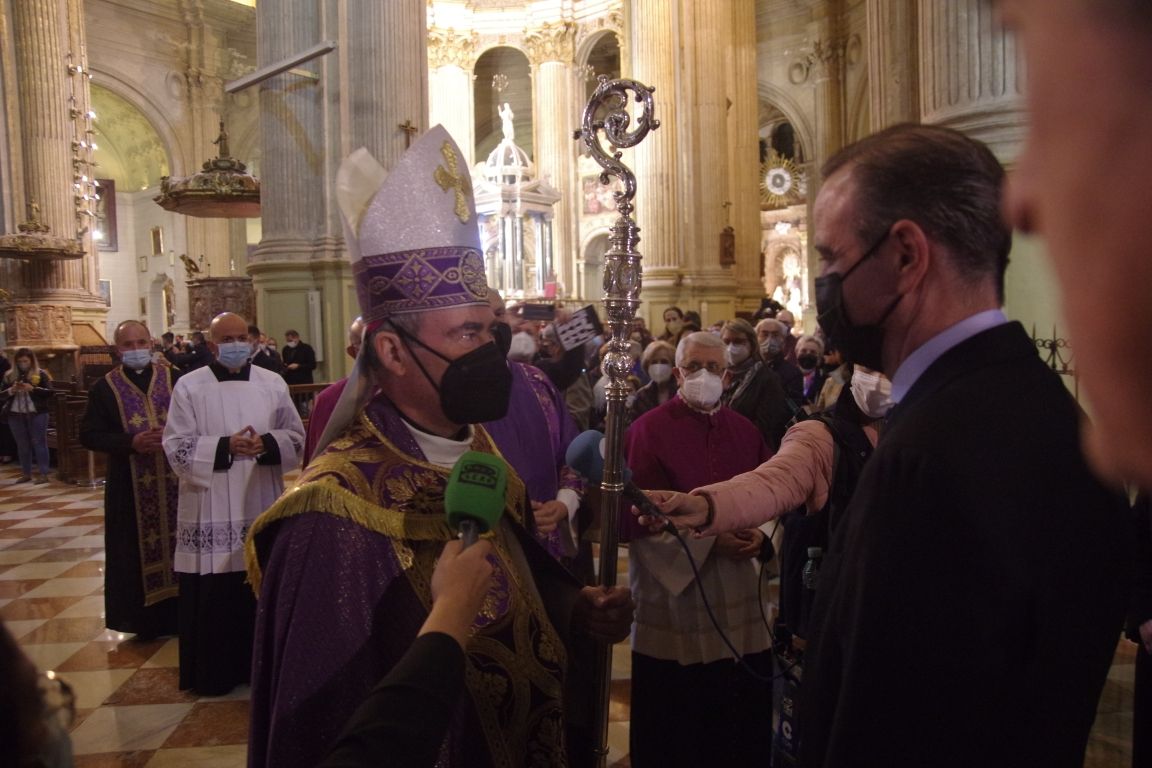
246, 479, 487, 593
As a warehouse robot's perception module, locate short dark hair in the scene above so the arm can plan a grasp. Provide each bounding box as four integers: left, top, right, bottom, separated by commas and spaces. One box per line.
248, 324, 261, 336
285, 329, 299, 338
663, 306, 683, 320
822, 123, 1012, 298
161, 332, 174, 343
191, 331, 206, 344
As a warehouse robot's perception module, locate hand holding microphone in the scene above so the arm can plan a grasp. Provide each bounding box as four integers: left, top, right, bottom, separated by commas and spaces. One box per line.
564, 430, 677, 535
445, 451, 507, 547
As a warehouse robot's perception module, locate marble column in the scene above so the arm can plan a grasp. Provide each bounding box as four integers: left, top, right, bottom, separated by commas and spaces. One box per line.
867, 0, 919, 129
627, 0, 682, 327
429, 27, 477, 165
726, 0, 761, 315
526, 21, 576, 298
5, 0, 103, 370
808, 5, 848, 167
918, 0, 1024, 162
251, 0, 426, 381
677, 0, 737, 325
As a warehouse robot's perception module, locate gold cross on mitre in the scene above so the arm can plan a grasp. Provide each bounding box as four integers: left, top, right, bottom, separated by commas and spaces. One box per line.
398, 120, 418, 148
433, 142, 472, 224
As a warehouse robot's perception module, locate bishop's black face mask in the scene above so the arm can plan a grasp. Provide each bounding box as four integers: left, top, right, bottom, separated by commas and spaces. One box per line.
491, 321, 513, 358
392, 323, 512, 424
814, 227, 901, 373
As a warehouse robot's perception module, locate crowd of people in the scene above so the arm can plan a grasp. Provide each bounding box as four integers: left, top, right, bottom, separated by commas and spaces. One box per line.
6, 4, 1152, 763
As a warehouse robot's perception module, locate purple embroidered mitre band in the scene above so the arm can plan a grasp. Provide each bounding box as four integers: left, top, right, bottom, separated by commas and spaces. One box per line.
354, 246, 489, 323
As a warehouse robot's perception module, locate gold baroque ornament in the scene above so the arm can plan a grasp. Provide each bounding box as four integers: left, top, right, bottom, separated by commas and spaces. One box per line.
524, 21, 576, 65
760, 152, 805, 209
427, 26, 478, 70
0, 202, 84, 261
154, 123, 260, 219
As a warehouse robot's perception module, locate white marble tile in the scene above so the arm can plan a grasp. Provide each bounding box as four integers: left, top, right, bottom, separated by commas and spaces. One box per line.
69, 703, 194, 754
31, 525, 100, 539
63, 668, 138, 709
0, 548, 49, 565
145, 744, 248, 768
22, 576, 104, 598
4, 618, 48, 640
54, 595, 106, 619
0, 507, 51, 518
10, 516, 75, 529
143, 638, 180, 669
21, 642, 87, 672
611, 641, 632, 680
57, 535, 106, 549
606, 721, 630, 765
0, 560, 75, 580
57, 501, 105, 510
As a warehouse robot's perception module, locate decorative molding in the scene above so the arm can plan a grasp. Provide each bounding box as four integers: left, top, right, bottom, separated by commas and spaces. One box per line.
788, 34, 860, 85
524, 21, 576, 66
428, 27, 479, 70
5, 304, 75, 346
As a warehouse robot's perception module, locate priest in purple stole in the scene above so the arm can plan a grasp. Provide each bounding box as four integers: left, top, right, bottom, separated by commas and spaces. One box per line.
247, 126, 633, 768
80, 320, 180, 639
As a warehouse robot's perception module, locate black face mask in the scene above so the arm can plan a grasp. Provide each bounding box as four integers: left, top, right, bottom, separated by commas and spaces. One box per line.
814, 228, 901, 373
491, 321, 512, 358
797, 354, 820, 372
393, 324, 512, 424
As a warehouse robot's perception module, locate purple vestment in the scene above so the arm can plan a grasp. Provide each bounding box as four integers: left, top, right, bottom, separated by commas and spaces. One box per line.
247, 395, 581, 768
483, 362, 582, 560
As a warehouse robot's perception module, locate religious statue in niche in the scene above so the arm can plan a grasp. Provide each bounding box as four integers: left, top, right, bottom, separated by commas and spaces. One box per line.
720, 226, 736, 267
163, 278, 177, 331
499, 102, 515, 142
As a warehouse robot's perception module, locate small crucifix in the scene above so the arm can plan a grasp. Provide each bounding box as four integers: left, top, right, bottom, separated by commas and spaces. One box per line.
398, 120, 419, 148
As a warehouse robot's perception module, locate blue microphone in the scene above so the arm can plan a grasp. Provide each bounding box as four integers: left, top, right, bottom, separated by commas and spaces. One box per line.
565, 430, 675, 531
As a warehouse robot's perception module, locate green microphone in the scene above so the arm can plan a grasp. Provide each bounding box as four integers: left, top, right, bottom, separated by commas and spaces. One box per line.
445, 451, 507, 548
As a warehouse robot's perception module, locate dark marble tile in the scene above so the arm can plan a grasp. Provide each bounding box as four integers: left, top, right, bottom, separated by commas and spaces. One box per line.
58, 637, 167, 671
73, 751, 155, 768
70, 516, 106, 527
31, 547, 105, 562
162, 700, 251, 748
0, 595, 83, 620
0, 526, 45, 539
0, 579, 46, 598
104, 667, 197, 705
57, 561, 106, 578
21, 616, 109, 644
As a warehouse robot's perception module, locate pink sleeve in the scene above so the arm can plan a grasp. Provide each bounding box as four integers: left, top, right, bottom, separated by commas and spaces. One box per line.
693, 419, 833, 533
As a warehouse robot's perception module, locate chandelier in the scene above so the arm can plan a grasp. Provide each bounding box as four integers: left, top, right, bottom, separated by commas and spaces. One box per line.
154, 122, 260, 218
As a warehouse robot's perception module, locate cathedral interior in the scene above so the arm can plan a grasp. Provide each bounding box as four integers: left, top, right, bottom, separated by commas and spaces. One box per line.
0, 0, 1061, 387
2, 1, 1130, 766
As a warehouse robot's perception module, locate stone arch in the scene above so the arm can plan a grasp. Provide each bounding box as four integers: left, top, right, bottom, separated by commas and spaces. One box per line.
580, 227, 611, 302
847, 70, 871, 143
756, 83, 815, 168
473, 46, 533, 160
87, 66, 183, 176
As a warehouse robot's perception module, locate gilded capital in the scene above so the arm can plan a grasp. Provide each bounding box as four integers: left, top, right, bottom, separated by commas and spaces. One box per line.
524, 21, 576, 65
428, 27, 479, 70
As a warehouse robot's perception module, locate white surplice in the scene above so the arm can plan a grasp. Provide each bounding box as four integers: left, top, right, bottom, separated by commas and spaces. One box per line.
163, 364, 304, 575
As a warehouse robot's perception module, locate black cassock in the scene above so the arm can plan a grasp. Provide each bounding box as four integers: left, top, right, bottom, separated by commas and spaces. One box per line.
80, 366, 178, 639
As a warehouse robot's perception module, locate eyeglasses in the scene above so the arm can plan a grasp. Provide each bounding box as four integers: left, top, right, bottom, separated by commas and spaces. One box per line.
679, 361, 724, 376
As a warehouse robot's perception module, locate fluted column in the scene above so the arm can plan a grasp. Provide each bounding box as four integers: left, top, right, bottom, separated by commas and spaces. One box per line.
627, 0, 682, 326
727, 0, 761, 314
868, 0, 919, 129
5, 0, 103, 369
918, 0, 1024, 161
252, 0, 426, 381
808, 6, 848, 167
252, 0, 324, 264
429, 27, 477, 165
526, 21, 576, 298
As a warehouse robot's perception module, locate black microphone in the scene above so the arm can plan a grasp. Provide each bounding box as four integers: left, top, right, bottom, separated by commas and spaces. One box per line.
564, 430, 676, 533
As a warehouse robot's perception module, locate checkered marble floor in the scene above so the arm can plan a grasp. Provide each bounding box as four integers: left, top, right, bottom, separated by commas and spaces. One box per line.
0, 459, 1132, 767
0, 462, 635, 767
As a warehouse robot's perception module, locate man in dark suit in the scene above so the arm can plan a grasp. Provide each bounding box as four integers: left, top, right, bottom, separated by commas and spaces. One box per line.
792, 123, 1130, 767
281, 329, 316, 386
755, 317, 804, 407
248, 325, 284, 375
163, 331, 212, 374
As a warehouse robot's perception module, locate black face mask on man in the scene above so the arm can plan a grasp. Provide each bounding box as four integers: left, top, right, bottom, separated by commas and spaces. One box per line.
815, 228, 902, 373
392, 324, 512, 424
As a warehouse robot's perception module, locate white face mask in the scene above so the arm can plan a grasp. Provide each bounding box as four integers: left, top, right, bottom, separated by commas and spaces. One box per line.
679, 368, 724, 410
648, 362, 673, 384
508, 331, 537, 361
120, 348, 152, 371
285, 340, 298, 348
726, 343, 751, 365
850, 366, 894, 419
